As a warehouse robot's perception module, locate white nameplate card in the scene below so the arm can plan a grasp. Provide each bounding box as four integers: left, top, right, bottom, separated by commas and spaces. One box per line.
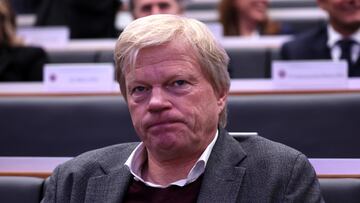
17, 26, 70, 49
44, 63, 115, 92
272, 60, 348, 89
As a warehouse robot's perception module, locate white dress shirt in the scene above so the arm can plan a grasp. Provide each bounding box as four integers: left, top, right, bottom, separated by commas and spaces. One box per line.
124, 130, 219, 188
327, 25, 360, 63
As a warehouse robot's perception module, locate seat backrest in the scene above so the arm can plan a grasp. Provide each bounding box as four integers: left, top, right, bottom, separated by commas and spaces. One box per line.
227, 48, 270, 78
319, 178, 360, 203
269, 0, 317, 8
0, 176, 44, 203
0, 96, 138, 156
2, 93, 360, 158
48, 51, 97, 63
96, 50, 115, 63
226, 94, 360, 158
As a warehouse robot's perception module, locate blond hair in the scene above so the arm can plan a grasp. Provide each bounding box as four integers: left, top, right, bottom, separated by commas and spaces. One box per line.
114, 14, 230, 128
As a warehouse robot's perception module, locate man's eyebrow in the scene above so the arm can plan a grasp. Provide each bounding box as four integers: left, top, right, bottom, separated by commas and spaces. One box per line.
141, 4, 151, 7
166, 72, 198, 83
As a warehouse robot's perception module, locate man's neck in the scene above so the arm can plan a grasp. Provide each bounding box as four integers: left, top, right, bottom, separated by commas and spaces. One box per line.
142, 150, 202, 186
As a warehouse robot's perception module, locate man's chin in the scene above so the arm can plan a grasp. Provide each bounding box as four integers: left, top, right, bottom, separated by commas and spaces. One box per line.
148, 132, 183, 150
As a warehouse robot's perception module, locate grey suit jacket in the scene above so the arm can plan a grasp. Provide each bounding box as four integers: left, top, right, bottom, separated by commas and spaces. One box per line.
42, 129, 324, 202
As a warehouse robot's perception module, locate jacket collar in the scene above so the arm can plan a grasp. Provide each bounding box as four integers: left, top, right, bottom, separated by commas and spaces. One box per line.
83, 129, 247, 203
197, 128, 247, 202
84, 143, 137, 203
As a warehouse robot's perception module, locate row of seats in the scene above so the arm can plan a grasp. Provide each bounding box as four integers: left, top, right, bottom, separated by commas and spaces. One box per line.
47, 48, 282, 78
1, 93, 359, 158
11, 0, 317, 14
48, 50, 114, 64
187, 0, 317, 10
0, 176, 358, 203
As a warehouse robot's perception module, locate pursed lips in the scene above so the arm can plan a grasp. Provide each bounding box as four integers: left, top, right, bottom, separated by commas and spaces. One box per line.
146, 119, 183, 130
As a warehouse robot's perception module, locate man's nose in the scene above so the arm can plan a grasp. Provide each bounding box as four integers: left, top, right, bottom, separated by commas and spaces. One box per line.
148, 88, 171, 112
150, 5, 161, 15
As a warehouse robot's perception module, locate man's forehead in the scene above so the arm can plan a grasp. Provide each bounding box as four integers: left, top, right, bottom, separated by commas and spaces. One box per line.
124, 42, 200, 78
136, 40, 195, 63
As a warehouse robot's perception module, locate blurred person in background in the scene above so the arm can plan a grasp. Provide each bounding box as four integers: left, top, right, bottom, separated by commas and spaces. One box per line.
0, 0, 47, 81
36, 0, 121, 39
129, 0, 184, 19
218, 0, 290, 37
281, 0, 360, 77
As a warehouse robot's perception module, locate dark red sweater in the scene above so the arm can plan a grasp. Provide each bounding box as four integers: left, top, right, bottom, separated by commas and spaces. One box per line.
123, 175, 203, 203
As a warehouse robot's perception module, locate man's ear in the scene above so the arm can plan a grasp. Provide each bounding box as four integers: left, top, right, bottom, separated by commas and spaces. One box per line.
217, 91, 228, 114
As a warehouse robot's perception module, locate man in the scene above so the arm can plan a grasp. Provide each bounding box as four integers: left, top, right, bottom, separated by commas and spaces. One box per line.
42, 15, 324, 202
281, 0, 360, 77
129, 0, 184, 19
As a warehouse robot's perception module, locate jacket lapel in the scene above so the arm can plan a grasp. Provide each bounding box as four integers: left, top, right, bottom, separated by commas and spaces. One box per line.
84, 165, 132, 203
197, 129, 247, 203
312, 25, 331, 59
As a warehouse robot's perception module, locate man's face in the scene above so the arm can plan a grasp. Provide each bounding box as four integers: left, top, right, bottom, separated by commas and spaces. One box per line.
318, 0, 360, 31
132, 0, 182, 19
234, 0, 269, 23
125, 40, 227, 161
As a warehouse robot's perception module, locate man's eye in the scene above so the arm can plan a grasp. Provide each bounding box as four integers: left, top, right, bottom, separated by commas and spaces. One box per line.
132, 86, 147, 94
173, 80, 187, 87
141, 5, 152, 12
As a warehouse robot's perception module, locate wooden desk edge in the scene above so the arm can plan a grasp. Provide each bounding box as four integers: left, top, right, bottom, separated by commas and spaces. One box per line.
0, 172, 51, 178
317, 174, 360, 178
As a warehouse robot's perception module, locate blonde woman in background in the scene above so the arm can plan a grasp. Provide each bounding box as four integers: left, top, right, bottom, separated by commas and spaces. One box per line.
0, 0, 47, 81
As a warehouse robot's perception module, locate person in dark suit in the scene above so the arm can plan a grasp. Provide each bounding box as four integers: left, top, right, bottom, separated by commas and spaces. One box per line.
42, 15, 324, 202
281, 0, 360, 77
0, 0, 47, 81
35, 0, 121, 39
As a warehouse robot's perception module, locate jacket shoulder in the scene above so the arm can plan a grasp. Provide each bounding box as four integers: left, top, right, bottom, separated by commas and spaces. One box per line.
239, 134, 303, 161
280, 26, 327, 59
42, 143, 138, 202
234, 135, 322, 202
56, 143, 138, 176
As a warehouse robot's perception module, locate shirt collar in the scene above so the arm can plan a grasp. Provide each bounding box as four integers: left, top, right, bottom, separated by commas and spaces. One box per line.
124, 130, 219, 188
